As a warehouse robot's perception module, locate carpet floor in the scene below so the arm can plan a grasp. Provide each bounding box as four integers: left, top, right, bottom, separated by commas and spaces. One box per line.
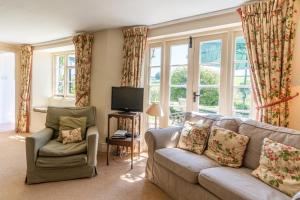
0, 131, 170, 200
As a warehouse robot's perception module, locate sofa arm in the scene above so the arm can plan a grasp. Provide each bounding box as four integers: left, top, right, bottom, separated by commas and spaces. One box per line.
145, 126, 182, 157
26, 128, 53, 171
86, 126, 99, 166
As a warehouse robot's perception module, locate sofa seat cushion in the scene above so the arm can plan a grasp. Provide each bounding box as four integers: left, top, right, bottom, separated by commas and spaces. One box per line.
36, 154, 87, 168
154, 148, 219, 184
38, 139, 87, 157
198, 167, 290, 200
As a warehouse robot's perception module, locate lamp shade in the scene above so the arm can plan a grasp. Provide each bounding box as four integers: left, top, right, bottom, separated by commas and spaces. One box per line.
146, 103, 164, 117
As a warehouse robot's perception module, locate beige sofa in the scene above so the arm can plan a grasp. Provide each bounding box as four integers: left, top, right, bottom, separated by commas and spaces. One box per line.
145, 112, 300, 200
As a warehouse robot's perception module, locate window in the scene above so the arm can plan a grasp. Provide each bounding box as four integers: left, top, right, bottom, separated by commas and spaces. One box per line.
53, 52, 75, 97
145, 31, 252, 128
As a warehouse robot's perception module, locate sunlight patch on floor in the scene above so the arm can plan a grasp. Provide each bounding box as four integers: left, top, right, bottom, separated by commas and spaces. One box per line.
120, 172, 145, 183
8, 134, 26, 142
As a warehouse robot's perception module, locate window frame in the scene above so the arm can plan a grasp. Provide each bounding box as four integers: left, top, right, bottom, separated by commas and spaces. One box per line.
52, 51, 75, 98
145, 28, 254, 128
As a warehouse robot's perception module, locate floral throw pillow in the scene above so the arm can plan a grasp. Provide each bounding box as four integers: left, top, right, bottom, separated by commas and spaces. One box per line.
204, 126, 249, 167
252, 138, 300, 197
61, 128, 82, 145
177, 121, 210, 155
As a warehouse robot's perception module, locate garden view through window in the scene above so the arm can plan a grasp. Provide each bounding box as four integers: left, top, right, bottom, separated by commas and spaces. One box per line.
147, 32, 252, 127
54, 53, 76, 97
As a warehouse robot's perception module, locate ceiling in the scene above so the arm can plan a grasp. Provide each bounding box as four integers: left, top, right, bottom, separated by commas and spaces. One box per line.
0, 0, 248, 44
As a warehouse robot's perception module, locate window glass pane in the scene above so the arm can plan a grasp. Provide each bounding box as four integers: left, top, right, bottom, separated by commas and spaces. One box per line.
68, 82, 75, 96
233, 37, 251, 118
198, 40, 221, 114
68, 54, 75, 66
170, 66, 187, 85
56, 81, 64, 95
233, 87, 251, 118
235, 37, 248, 61
55, 56, 65, 95
199, 68, 220, 85
170, 44, 188, 65
200, 40, 221, 67
169, 44, 188, 125
150, 47, 161, 66
149, 67, 160, 85
68, 67, 76, 82
199, 87, 219, 114
149, 85, 160, 103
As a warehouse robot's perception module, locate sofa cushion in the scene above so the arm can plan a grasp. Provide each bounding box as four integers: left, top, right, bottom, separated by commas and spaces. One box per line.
46, 106, 96, 132
252, 138, 300, 197
39, 139, 87, 157
239, 120, 300, 169
184, 112, 221, 126
214, 117, 242, 133
154, 148, 219, 184
198, 167, 290, 200
36, 154, 87, 168
204, 126, 249, 167
177, 121, 210, 155
57, 116, 87, 141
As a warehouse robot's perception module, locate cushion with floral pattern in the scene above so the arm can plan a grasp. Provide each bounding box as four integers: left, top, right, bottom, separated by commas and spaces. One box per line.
204, 126, 249, 167
252, 138, 300, 197
177, 121, 210, 155
61, 128, 83, 144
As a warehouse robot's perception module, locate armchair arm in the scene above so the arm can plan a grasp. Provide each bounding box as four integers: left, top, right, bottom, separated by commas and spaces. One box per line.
26, 128, 53, 171
86, 126, 99, 166
145, 126, 182, 157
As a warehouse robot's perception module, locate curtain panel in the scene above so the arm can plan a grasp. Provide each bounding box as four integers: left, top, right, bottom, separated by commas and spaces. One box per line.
120, 26, 148, 133
16, 45, 33, 133
238, 0, 298, 127
121, 26, 148, 87
73, 33, 94, 107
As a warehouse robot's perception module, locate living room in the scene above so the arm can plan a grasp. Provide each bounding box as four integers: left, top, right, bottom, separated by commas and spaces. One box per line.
0, 0, 300, 200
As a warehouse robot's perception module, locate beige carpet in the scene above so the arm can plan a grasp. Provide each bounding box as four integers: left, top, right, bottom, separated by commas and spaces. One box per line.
0, 131, 170, 200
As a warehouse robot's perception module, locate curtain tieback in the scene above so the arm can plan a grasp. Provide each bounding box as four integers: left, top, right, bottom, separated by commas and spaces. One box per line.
256, 93, 299, 110
75, 92, 88, 105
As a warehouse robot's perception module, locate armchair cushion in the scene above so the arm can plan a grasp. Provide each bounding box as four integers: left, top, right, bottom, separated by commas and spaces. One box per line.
38, 139, 87, 157
46, 106, 96, 132
36, 154, 87, 168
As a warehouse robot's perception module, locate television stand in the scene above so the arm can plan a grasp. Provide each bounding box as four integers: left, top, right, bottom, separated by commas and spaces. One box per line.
106, 112, 141, 169
117, 111, 137, 115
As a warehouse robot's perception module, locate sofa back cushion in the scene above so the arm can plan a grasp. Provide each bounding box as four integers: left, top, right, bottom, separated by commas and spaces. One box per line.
214, 117, 242, 133
184, 112, 221, 127
46, 106, 96, 132
239, 120, 300, 169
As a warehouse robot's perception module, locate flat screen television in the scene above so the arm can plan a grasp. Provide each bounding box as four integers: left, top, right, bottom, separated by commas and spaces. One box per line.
111, 87, 144, 113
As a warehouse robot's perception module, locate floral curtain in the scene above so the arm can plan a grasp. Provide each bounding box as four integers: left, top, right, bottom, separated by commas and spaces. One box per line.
238, 0, 298, 127
121, 26, 148, 87
120, 26, 148, 133
73, 33, 94, 107
16, 45, 33, 133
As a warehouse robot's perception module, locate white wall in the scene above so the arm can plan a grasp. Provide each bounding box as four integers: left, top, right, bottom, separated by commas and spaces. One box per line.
0, 52, 15, 124
90, 29, 123, 148
30, 51, 52, 132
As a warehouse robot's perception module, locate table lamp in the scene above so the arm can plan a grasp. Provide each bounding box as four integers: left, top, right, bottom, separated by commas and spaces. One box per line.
146, 103, 164, 128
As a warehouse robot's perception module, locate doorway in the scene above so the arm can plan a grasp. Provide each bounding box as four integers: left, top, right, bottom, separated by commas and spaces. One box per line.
0, 52, 15, 132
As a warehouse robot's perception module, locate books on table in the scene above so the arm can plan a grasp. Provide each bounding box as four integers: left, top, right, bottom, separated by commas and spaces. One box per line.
111, 130, 127, 139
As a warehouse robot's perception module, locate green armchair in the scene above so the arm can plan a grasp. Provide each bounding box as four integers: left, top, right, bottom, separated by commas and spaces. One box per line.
25, 106, 99, 184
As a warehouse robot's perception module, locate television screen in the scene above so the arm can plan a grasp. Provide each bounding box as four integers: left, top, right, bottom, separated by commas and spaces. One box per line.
111, 87, 144, 112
